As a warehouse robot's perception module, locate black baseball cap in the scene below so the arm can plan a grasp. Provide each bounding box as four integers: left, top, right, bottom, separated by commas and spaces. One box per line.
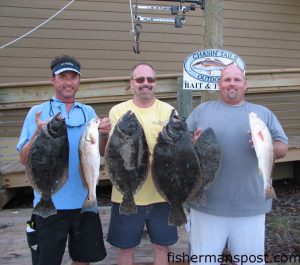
51, 61, 81, 75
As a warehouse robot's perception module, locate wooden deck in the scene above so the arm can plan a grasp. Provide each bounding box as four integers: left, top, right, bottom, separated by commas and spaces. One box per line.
0, 206, 190, 265
1, 207, 298, 265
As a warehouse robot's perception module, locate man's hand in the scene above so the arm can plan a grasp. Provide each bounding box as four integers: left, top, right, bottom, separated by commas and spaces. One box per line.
192, 128, 202, 144
98, 117, 111, 156
35, 111, 46, 132
99, 117, 111, 136
19, 111, 45, 165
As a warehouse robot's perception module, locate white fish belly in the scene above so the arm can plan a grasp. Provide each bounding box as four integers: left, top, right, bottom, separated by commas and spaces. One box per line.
80, 144, 100, 193
249, 113, 274, 192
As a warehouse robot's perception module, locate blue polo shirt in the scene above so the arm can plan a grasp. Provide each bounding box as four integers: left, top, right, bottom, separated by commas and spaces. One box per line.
17, 97, 97, 209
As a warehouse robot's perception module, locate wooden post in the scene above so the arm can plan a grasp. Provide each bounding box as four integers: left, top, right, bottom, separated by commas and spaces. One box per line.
177, 0, 224, 114
177, 76, 193, 118
201, 0, 223, 102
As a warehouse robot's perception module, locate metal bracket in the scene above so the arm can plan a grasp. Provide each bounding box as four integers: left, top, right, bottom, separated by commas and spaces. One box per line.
134, 4, 194, 14
143, 0, 205, 9
199, 0, 205, 10
136, 15, 185, 28
130, 0, 204, 53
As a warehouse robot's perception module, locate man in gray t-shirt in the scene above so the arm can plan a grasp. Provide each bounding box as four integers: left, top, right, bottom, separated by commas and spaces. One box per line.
187, 64, 288, 265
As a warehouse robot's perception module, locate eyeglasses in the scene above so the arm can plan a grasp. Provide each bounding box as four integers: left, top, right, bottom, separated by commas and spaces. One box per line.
49, 99, 86, 128
131, 76, 157, 84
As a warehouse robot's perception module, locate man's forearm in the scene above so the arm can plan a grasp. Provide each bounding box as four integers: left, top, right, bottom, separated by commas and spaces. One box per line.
99, 133, 109, 156
274, 140, 288, 160
19, 130, 39, 165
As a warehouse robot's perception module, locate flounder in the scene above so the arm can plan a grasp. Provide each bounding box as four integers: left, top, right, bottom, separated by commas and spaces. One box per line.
105, 110, 149, 215
152, 109, 202, 226
25, 113, 69, 218
190, 127, 222, 205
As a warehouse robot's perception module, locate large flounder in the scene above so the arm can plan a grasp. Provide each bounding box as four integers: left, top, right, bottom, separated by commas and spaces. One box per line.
25, 113, 69, 218
152, 110, 202, 226
190, 127, 222, 205
105, 110, 149, 215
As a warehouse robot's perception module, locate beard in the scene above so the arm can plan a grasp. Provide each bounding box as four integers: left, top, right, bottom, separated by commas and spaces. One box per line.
138, 85, 154, 100
226, 89, 239, 100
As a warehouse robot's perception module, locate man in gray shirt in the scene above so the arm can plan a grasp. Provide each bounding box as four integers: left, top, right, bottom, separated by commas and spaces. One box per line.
186, 64, 288, 265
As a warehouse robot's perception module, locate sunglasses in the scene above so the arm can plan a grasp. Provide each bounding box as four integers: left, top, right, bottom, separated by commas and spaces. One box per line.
132, 76, 157, 84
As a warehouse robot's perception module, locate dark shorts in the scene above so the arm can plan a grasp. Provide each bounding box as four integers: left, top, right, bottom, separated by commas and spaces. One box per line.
32, 209, 106, 265
107, 202, 178, 249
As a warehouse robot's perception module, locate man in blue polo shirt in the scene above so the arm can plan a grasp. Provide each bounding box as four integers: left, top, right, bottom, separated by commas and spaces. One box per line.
17, 55, 111, 265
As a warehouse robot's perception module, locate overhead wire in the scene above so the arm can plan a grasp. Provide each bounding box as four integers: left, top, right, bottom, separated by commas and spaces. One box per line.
129, 0, 136, 36
0, 0, 75, 50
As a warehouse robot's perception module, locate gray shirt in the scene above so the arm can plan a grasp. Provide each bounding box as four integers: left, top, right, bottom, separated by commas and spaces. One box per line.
187, 100, 288, 217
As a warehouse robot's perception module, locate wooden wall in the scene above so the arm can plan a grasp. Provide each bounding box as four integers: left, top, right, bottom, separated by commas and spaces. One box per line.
0, 0, 300, 84
1, 69, 299, 138
223, 0, 300, 69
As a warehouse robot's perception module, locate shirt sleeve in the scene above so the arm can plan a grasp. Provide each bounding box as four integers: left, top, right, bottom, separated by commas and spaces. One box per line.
268, 111, 288, 145
186, 107, 198, 133
84, 104, 97, 121
109, 106, 121, 127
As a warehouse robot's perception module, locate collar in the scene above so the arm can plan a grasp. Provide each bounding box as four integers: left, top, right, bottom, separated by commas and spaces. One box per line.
51, 96, 82, 108
220, 100, 246, 107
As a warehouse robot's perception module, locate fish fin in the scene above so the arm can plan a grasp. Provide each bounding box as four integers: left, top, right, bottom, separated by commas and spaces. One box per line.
89, 133, 96, 144
188, 188, 206, 206
257, 130, 265, 142
119, 194, 137, 215
265, 186, 277, 200
168, 203, 187, 226
81, 196, 98, 214
182, 201, 190, 212
78, 164, 88, 189
200, 193, 206, 206
258, 167, 262, 176
33, 196, 57, 218
96, 174, 100, 185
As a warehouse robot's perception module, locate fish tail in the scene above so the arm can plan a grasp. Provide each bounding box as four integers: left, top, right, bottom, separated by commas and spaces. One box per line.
33, 197, 57, 218
81, 195, 99, 214
168, 204, 187, 226
265, 186, 277, 200
119, 194, 137, 215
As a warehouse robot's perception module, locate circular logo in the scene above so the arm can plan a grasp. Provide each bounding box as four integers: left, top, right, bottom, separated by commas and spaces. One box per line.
184, 49, 246, 84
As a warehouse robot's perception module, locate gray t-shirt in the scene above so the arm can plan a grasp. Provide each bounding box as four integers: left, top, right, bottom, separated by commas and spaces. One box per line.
187, 100, 288, 217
